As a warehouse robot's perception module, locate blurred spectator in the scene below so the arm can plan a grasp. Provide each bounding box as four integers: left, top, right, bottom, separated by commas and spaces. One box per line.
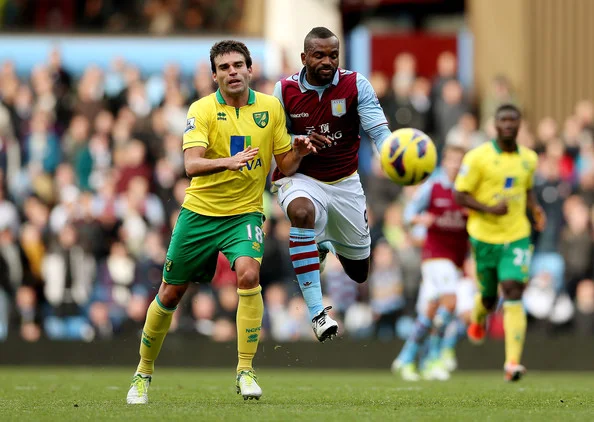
41, 224, 96, 341
445, 112, 487, 150
89, 241, 145, 337
369, 241, 405, 340
480, 75, 519, 129
559, 196, 593, 299
433, 80, 469, 150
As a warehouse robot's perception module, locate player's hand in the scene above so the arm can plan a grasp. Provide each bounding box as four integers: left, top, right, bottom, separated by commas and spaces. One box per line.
415, 212, 436, 228
488, 200, 508, 216
308, 132, 333, 151
226, 146, 259, 170
293, 135, 316, 157
532, 205, 547, 232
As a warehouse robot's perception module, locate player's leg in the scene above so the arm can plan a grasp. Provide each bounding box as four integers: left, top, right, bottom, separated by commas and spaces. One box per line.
423, 260, 458, 380
275, 176, 337, 342
127, 208, 218, 404
393, 262, 437, 381
220, 212, 267, 399
324, 174, 371, 283
441, 277, 476, 371
498, 237, 532, 382
467, 238, 500, 344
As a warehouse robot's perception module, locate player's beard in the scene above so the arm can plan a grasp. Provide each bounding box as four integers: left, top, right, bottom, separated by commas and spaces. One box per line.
313, 66, 336, 85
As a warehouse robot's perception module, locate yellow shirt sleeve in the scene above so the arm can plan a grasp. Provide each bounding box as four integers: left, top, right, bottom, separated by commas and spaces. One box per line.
183, 100, 210, 151
455, 150, 481, 193
272, 98, 292, 155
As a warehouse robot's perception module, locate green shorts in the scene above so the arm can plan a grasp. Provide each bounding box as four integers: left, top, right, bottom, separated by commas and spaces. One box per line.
163, 207, 265, 285
470, 236, 532, 297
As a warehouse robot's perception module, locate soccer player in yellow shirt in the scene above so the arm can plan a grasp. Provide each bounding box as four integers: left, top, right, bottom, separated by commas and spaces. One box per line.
454, 104, 546, 382
126, 40, 315, 404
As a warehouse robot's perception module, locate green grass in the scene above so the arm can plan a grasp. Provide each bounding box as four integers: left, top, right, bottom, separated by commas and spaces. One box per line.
0, 367, 591, 421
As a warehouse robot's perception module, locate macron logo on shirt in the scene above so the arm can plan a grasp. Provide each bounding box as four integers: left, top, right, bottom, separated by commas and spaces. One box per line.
290, 112, 309, 118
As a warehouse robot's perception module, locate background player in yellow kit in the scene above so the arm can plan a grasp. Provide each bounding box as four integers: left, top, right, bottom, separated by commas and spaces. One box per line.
454, 104, 546, 382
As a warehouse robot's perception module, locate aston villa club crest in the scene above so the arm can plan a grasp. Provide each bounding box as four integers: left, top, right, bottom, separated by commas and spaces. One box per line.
331, 98, 346, 117
253, 111, 269, 128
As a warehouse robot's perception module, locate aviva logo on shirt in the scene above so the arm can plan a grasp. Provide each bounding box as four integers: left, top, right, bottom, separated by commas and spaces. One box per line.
230, 135, 262, 171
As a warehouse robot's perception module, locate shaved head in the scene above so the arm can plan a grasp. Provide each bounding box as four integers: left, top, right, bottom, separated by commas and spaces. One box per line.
304, 27, 338, 52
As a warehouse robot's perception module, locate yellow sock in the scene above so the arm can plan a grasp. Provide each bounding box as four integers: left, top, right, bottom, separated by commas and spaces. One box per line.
471, 293, 489, 325
236, 285, 264, 372
136, 295, 176, 375
503, 300, 527, 365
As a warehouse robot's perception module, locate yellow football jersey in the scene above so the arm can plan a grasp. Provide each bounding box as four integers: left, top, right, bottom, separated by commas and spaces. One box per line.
182, 89, 292, 216
454, 140, 538, 244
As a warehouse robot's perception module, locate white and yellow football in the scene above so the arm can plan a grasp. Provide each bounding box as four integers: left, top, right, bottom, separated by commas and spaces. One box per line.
379, 128, 437, 186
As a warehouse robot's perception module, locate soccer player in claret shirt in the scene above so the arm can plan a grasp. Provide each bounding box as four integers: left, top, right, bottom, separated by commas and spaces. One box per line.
392, 144, 469, 381
454, 104, 546, 381
272, 27, 392, 342
126, 40, 315, 404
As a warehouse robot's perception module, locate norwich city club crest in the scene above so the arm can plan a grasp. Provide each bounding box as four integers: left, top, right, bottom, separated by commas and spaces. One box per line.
253, 111, 269, 128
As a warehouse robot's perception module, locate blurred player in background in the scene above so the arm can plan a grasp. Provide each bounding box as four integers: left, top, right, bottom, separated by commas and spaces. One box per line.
126, 40, 314, 404
391, 144, 469, 381
454, 103, 546, 382
272, 27, 392, 342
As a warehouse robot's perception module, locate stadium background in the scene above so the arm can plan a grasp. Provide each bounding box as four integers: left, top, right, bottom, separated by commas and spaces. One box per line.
0, 0, 593, 369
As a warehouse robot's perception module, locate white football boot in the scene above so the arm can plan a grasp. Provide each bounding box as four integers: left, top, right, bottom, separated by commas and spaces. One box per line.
236, 370, 263, 400
311, 306, 339, 342
126, 373, 151, 404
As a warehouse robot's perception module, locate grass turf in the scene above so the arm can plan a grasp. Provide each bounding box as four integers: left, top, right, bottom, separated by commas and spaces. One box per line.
0, 367, 591, 421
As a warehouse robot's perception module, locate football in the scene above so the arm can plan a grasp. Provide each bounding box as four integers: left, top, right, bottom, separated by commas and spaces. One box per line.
379, 128, 438, 185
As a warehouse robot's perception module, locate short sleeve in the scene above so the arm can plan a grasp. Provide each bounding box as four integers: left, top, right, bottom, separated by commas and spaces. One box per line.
272, 98, 292, 155
454, 151, 481, 194
183, 101, 210, 151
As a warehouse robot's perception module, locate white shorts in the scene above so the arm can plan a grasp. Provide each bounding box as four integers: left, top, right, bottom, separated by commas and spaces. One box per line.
454, 277, 477, 316
274, 173, 371, 260
415, 259, 462, 315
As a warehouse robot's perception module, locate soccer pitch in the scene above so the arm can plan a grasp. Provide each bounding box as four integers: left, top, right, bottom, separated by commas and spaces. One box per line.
0, 367, 591, 421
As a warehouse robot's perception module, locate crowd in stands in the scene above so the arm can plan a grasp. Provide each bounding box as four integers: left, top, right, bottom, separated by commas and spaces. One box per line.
1, 44, 594, 344
0, 0, 245, 34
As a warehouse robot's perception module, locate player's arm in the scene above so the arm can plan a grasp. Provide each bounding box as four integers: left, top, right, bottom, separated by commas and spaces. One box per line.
271, 96, 315, 175
527, 188, 546, 231
526, 153, 546, 231
182, 101, 259, 177
273, 80, 331, 151
453, 152, 507, 215
403, 179, 435, 228
184, 145, 259, 177
356, 73, 392, 152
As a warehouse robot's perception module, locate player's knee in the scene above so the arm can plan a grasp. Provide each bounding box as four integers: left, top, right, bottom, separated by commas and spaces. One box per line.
501, 282, 524, 301
346, 269, 368, 284
158, 282, 187, 308
482, 296, 497, 311
287, 200, 315, 228
237, 268, 259, 290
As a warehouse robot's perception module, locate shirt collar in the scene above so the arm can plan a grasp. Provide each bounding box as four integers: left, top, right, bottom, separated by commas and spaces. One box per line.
297, 67, 340, 93
215, 88, 256, 105
491, 139, 519, 154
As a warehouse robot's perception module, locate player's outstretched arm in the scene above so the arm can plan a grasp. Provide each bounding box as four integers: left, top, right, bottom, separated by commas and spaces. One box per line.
184, 145, 259, 177
274, 136, 315, 176
454, 191, 508, 216
527, 188, 546, 231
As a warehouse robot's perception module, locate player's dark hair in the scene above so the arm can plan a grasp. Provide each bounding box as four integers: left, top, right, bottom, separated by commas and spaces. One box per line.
210, 40, 252, 73
304, 27, 338, 52
495, 103, 521, 119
